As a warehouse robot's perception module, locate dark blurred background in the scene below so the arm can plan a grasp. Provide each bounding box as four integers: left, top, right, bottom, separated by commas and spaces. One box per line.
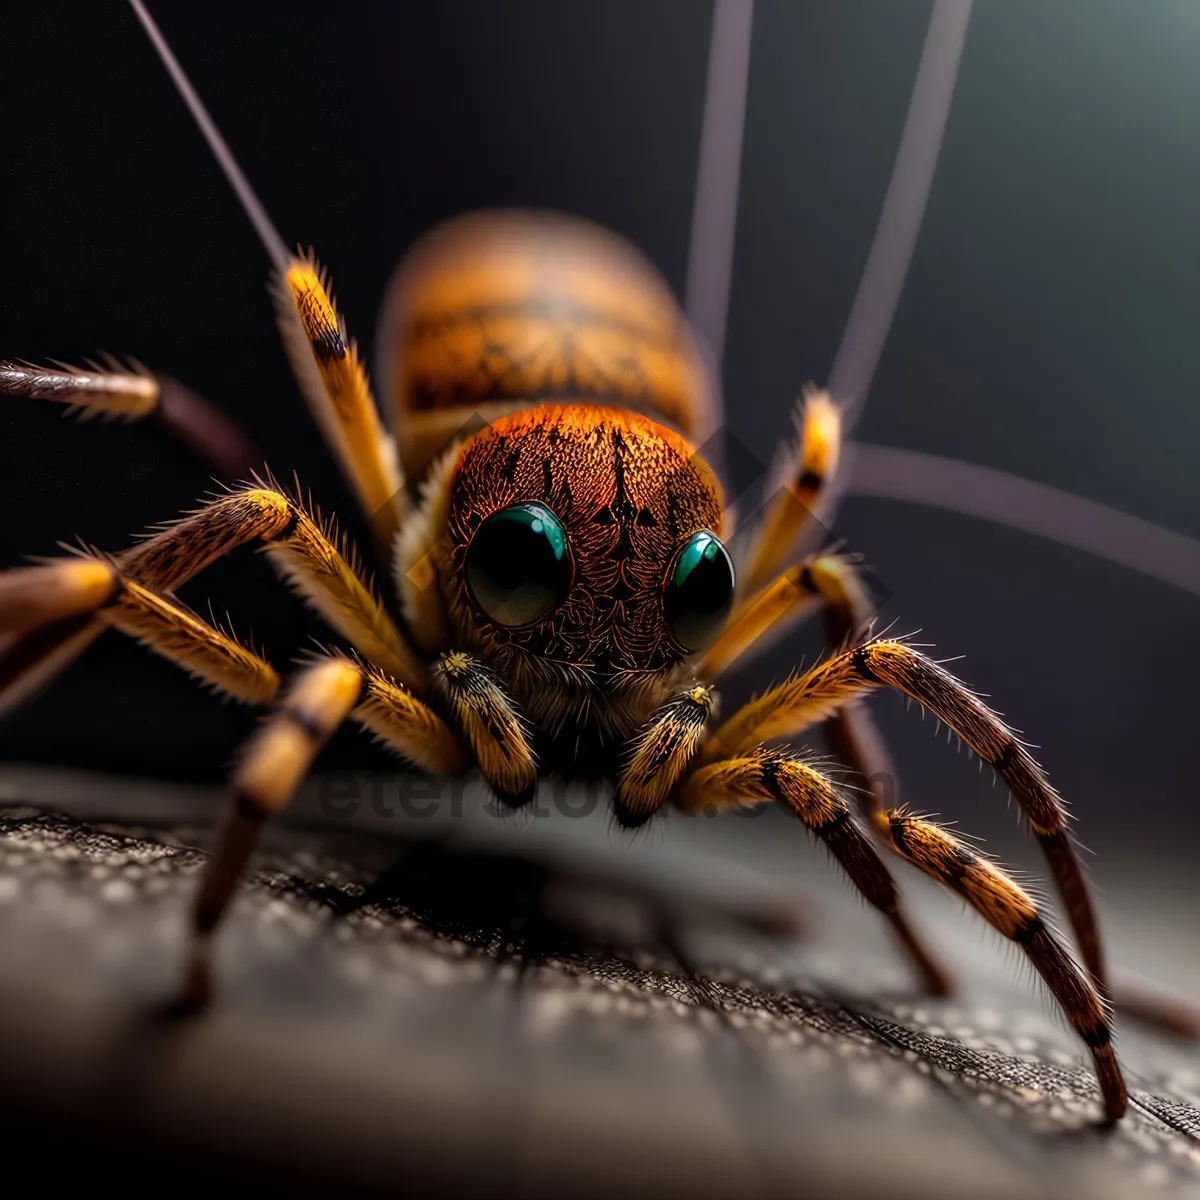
3, 0, 1200, 881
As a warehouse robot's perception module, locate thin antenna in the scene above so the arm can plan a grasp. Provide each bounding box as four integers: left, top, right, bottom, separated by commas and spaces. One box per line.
685, 0, 755, 377
127, 0, 291, 273
763, 0, 973, 525
832, 0, 973, 430
848, 442, 1200, 599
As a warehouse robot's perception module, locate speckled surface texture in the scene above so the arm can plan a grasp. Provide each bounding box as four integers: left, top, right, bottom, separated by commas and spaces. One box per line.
0, 765, 1196, 1199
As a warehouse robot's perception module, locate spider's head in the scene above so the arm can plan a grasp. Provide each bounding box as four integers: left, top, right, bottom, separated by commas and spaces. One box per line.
423, 405, 733, 748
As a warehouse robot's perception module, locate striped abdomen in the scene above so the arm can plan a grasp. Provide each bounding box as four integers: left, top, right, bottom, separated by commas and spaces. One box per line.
375, 209, 716, 481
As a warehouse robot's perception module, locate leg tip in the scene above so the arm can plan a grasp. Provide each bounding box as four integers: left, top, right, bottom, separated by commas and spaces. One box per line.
921, 960, 955, 998
1095, 1055, 1129, 1127
611, 800, 654, 830
489, 778, 538, 809
162, 943, 213, 1019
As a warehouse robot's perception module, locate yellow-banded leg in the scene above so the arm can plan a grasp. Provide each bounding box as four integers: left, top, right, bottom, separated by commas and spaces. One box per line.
609, 676, 948, 991
0, 358, 258, 478
738, 386, 840, 596
676, 749, 1126, 1124
800, 557, 952, 993
433, 651, 537, 806
677, 749, 950, 997
184, 658, 363, 1012
686, 555, 951, 992
2, 557, 279, 705
613, 685, 715, 826
0, 560, 119, 638
274, 256, 404, 556
830, 657, 1199, 1035
179, 654, 462, 1012
707, 634, 1200, 1036
1, 555, 458, 771
125, 483, 422, 688
0, 481, 424, 714
101, 580, 281, 705
696, 638, 1103, 988
885, 808, 1127, 1122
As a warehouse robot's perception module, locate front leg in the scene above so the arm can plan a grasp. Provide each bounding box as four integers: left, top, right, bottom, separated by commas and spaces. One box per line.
697, 636, 1129, 1014
679, 750, 1126, 1124
615, 682, 949, 994
179, 654, 462, 1013
433, 651, 538, 807
612, 685, 715, 827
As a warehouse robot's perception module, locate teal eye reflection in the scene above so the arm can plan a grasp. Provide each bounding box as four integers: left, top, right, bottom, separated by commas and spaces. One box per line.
465, 503, 572, 627
664, 530, 735, 651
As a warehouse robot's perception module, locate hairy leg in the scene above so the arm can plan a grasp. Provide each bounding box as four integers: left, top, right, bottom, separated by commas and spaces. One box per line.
0, 481, 424, 712
678, 749, 957, 1002
274, 257, 404, 555
0, 358, 259, 478
738, 388, 840, 596
699, 638, 1104, 995
613, 685, 715, 826
433, 652, 537, 806
178, 653, 462, 1012
2, 557, 277, 705
886, 807, 1126, 1121
678, 748, 1125, 1123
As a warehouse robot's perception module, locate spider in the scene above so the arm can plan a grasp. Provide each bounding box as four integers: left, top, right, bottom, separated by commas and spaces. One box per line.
0, 1, 1192, 1129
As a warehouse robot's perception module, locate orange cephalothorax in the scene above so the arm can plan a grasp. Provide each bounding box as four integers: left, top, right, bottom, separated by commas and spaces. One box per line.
433, 405, 731, 744
376, 210, 716, 481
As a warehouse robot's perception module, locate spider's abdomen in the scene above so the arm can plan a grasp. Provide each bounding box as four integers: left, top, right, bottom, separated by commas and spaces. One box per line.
376, 210, 716, 481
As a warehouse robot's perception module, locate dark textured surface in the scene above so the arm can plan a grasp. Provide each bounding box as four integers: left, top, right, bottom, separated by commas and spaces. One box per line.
0, 766, 1196, 1198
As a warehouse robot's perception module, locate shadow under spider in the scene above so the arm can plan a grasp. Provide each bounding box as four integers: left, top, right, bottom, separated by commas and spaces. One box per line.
319, 834, 688, 973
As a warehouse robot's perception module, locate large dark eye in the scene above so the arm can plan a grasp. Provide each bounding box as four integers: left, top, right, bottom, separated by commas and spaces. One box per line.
465, 503, 572, 627
663, 530, 735, 651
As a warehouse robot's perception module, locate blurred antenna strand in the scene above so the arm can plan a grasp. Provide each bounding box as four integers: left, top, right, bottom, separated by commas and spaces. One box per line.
128, 0, 291, 273
831, 0, 973, 430
685, 0, 755, 377
848, 442, 1200, 598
